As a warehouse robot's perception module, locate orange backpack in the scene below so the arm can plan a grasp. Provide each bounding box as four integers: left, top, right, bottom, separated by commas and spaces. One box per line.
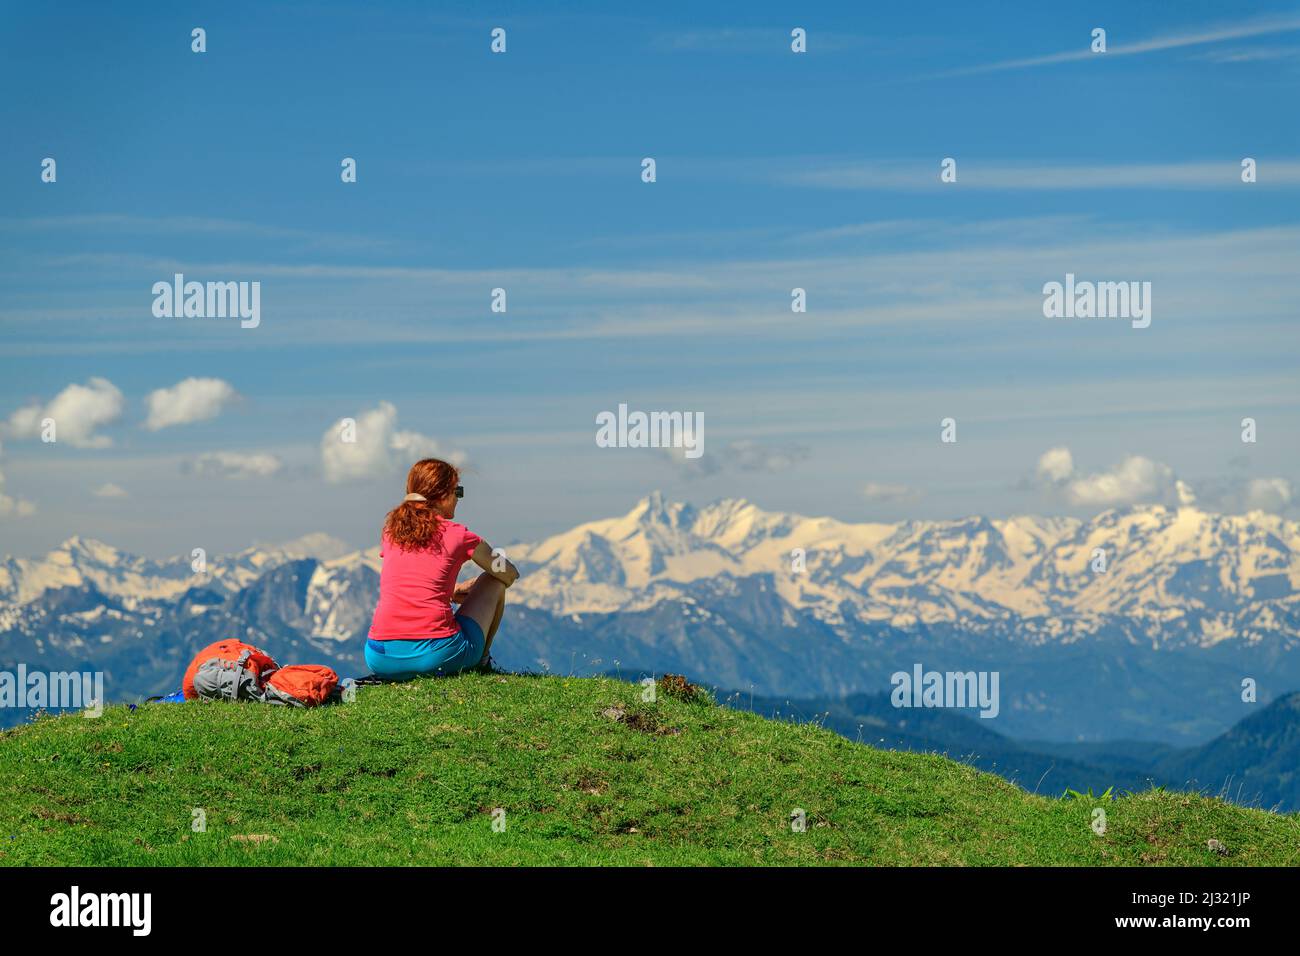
264, 665, 340, 707
182, 640, 340, 708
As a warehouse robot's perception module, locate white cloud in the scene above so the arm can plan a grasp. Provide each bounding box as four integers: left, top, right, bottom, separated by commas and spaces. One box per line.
320, 402, 465, 484
861, 481, 921, 503
144, 377, 238, 431
390, 429, 448, 462
660, 444, 721, 477
1033, 447, 1179, 507
1064, 455, 1177, 507
1036, 447, 1074, 483
185, 451, 283, 480
4, 377, 124, 448
1156, 475, 1294, 515
1244, 477, 1292, 512
92, 483, 128, 498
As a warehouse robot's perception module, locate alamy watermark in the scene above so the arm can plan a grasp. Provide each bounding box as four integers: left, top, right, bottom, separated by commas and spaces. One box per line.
595, 403, 704, 458
152, 273, 260, 329
0, 665, 104, 717
1042, 273, 1151, 329
50, 886, 151, 936
891, 663, 1000, 719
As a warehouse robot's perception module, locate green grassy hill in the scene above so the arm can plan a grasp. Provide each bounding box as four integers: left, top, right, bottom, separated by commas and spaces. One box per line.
1, 673, 1297, 866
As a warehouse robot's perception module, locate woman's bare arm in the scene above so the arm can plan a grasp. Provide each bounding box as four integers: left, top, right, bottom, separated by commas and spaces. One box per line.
470, 540, 520, 587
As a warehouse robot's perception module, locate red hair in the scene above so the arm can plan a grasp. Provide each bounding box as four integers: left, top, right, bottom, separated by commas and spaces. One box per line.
382, 458, 460, 552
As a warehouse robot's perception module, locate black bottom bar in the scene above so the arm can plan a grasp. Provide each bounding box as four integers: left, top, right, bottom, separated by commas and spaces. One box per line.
0, 866, 1284, 940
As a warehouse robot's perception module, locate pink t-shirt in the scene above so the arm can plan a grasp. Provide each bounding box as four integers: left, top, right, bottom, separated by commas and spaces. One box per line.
368, 520, 483, 640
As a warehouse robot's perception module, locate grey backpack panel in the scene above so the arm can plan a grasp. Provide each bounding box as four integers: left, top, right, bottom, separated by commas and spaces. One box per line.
262, 682, 306, 708
192, 652, 269, 703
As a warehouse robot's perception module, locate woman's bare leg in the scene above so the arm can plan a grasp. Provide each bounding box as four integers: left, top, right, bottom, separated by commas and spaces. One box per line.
484, 588, 505, 649
457, 574, 506, 665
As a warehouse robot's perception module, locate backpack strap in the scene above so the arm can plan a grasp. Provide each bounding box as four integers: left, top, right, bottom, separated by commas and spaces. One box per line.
232, 650, 253, 701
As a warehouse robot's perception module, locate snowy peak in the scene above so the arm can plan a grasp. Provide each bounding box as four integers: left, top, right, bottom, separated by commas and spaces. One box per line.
0, 537, 194, 607
611, 492, 698, 543
630, 490, 693, 525
512, 507, 710, 602
53, 535, 123, 564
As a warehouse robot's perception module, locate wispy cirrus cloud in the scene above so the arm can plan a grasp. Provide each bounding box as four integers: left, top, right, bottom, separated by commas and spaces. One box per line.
662, 439, 809, 479
1195, 44, 1300, 63
930, 14, 1300, 78
778, 159, 1300, 191
862, 482, 922, 504
6, 220, 1298, 357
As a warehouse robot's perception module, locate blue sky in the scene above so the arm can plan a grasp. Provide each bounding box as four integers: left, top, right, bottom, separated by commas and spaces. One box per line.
1, 0, 1299, 558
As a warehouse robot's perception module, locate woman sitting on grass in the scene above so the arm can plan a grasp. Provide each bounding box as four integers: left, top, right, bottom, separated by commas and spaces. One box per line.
365, 458, 519, 679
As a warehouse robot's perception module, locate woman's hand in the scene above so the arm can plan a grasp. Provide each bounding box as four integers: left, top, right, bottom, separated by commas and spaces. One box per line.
452, 580, 474, 604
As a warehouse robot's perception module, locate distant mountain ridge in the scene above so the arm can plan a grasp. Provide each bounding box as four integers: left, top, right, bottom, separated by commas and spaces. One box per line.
2, 494, 1299, 743
726, 685, 1300, 813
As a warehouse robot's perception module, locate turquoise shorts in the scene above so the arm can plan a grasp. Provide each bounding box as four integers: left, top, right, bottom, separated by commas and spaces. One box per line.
365, 612, 486, 679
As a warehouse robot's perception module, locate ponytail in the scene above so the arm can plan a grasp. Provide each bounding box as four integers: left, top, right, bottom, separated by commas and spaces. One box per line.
382, 458, 460, 552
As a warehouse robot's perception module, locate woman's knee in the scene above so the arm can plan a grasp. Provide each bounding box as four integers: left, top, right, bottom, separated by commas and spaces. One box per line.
472, 574, 507, 599
460, 575, 504, 622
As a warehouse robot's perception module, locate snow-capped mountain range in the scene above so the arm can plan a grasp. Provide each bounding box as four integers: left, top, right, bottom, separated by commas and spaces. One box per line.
507, 493, 1299, 646
2, 493, 1298, 742
7, 492, 1298, 641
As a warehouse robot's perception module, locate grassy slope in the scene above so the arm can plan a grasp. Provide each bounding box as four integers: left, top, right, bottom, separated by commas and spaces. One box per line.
1, 673, 1297, 866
